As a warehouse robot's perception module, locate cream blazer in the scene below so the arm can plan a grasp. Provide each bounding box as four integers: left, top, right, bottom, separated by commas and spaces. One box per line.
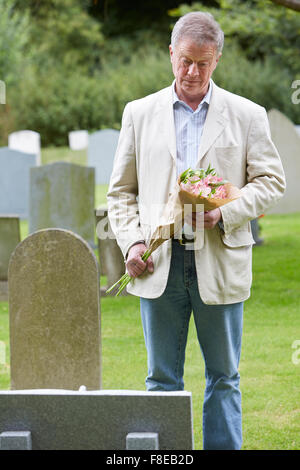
107, 82, 286, 304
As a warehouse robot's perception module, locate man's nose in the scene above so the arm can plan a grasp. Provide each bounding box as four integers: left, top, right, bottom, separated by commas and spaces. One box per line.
188, 62, 199, 76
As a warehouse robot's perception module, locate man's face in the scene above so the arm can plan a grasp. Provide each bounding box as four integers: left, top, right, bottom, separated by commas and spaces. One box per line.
169, 38, 221, 104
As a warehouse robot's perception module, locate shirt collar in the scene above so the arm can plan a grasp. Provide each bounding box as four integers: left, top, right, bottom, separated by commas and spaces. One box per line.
172, 79, 212, 110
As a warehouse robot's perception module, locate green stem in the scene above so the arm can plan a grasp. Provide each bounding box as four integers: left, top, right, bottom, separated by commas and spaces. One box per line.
106, 249, 152, 296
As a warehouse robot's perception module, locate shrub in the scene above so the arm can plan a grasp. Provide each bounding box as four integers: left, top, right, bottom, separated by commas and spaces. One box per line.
8, 42, 299, 146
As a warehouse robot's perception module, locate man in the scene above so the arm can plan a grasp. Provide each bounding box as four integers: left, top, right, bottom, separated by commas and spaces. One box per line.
107, 12, 285, 450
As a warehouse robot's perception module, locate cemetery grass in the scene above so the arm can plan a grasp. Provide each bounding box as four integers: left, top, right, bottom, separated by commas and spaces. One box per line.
1, 214, 299, 450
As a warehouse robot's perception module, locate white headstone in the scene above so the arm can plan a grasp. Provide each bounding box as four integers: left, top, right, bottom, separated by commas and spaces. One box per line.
295, 125, 300, 137
88, 129, 120, 184
8, 130, 41, 165
68, 130, 89, 150
267, 109, 300, 214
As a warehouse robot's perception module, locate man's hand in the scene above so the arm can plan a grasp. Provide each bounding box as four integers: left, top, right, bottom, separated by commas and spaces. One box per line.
187, 208, 222, 230
204, 208, 222, 229
126, 243, 154, 278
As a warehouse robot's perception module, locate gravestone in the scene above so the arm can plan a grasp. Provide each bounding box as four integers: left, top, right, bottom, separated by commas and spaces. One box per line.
295, 125, 300, 137
68, 130, 88, 150
8, 130, 41, 165
250, 218, 263, 246
88, 129, 120, 184
95, 207, 125, 294
0, 216, 20, 281
267, 109, 300, 214
0, 147, 37, 218
8, 228, 101, 390
0, 216, 20, 301
0, 390, 194, 450
29, 162, 95, 247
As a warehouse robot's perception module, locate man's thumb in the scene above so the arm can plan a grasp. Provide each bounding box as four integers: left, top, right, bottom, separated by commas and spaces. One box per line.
147, 257, 154, 273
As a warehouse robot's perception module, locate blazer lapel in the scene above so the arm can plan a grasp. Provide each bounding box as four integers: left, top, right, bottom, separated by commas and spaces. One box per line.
196, 83, 229, 165
159, 86, 177, 164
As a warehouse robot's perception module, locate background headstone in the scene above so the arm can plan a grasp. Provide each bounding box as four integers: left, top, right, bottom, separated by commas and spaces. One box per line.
0, 216, 20, 301
267, 109, 300, 214
88, 129, 120, 184
68, 130, 89, 151
250, 218, 263, 246
8, 228, 101, 390
0, 147, 37, 219
0, 216, 20, 281
8, 130, 41, 165
0, 390, 194, 450
29, 162, 95, 247
95, 207, 125, 295
295, 125, 300, 137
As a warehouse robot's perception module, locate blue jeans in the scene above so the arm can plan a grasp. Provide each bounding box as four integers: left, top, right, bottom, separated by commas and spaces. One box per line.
140, 239, 243, 450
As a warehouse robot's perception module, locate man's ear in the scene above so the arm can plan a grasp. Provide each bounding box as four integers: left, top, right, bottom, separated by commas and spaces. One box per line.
213, 52, 222, 72
215, 52, 222, 66
169, 44, 173, 62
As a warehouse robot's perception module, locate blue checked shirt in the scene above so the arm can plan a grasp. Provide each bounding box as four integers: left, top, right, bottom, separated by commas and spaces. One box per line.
172, 79, 212, 177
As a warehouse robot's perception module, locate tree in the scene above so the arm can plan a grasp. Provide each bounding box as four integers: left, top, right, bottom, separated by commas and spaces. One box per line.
14, 0, 104, 72
270, 0, 300, 11
169, 0, 300, 75
0, 0, 29, 87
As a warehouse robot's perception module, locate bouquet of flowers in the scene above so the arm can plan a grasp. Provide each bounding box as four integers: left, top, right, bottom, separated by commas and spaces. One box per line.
106, 165, 241, 296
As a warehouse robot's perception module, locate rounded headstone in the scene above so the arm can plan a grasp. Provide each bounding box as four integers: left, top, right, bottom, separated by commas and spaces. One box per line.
8, 228, 101, 390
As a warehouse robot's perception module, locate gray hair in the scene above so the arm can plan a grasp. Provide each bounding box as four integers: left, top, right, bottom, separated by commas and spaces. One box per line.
171, 12, 224, 54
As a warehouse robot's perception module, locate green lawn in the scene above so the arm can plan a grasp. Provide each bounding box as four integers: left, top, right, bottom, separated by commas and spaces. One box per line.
0, 147, 299, 449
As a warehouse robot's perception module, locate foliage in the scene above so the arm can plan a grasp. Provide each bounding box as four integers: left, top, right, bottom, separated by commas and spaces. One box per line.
169, 0, 300, 75
24, 0, 104, 72
213, 42, 300, 123
1, 0, 300, 145
0, 0, 29, 87
9, 47, 173, 146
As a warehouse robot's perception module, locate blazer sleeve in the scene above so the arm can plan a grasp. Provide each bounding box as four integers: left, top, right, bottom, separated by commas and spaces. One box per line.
107, 102, 145, 257
220, 107, 286, 235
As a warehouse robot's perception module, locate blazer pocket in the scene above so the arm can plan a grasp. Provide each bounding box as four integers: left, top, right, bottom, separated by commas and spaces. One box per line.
221, 229, 255, 248
215, 146, 241, 168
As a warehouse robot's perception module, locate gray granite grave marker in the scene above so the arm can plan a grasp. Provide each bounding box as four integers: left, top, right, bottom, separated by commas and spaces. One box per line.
8, 228, 101, 390
0, 431, 32, 450
0, 215, 21, 301
0, 216, 20, 281
0, 147, 37, 218
29, 162, 95, 247
95, 207, 125, 295
88, 129, 120, 184
0, 390, 193, 450
267, 109, 300, 214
